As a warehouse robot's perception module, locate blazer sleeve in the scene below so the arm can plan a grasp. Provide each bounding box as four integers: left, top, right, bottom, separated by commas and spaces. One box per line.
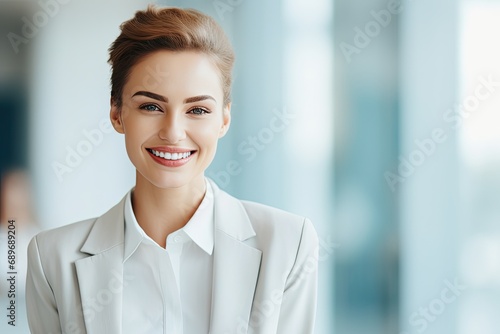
277, 218, 319, 334
26, 235, 62, 334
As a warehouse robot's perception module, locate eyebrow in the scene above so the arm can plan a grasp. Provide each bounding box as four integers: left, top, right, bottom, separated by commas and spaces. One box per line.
131, 91, 216, 104
132, 91, 168, 102
184, 95, 216, 104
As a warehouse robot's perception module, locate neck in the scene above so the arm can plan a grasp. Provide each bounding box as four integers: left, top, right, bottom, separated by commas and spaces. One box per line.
131, 172, 206, 248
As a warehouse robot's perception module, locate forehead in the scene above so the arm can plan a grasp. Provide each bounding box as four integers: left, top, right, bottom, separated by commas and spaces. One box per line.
125, 50, 223, 100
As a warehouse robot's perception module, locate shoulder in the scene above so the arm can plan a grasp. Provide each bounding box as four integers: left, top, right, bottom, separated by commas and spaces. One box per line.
33, 218, 96, 247
241, 200, 308, 231
35, 218, 96, 241
238, 199, 318, 261
241, 200, 317, 240
28, 218, 97, 264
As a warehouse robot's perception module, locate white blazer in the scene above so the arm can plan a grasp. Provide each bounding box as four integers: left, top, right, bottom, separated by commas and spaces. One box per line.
26, 180, 318, 334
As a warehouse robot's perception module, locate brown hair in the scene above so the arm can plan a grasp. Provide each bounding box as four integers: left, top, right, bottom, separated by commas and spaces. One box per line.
108, 5, 235, 108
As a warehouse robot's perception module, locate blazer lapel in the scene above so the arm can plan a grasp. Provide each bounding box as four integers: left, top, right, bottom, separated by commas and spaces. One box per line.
75, 196, 127, 334
209, 180, 263, 334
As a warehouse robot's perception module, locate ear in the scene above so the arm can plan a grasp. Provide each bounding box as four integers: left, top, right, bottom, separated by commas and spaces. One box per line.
110, 98, 125, 134
219, 103, 231, 138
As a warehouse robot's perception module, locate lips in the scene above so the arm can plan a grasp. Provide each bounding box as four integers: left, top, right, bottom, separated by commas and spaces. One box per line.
148, 149, 192, 161
145, 147, 196, 167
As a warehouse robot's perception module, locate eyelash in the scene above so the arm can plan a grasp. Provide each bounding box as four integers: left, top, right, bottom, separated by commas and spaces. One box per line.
188, 107, 211, 115
139, 104, 211, 115
139, 103, 161, 112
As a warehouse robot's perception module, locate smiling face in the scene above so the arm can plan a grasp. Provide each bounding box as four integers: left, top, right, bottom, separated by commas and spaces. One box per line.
110, 50, 231, 189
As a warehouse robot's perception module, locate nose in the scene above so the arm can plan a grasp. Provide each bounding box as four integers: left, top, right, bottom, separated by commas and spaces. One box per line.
158, 113, 186, 143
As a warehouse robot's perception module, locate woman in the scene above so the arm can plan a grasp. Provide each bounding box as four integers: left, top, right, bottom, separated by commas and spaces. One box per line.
26, 6, 318, 334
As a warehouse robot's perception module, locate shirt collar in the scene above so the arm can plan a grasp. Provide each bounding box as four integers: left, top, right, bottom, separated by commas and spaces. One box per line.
123, 178, 215, 262
182, 180, 214, 255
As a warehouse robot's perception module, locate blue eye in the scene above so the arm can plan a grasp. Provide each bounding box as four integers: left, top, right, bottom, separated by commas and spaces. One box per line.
140, 104, 161, 112
189, 107, 210, 115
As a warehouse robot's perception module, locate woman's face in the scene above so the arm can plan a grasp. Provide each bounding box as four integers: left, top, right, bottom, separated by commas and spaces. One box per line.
110, 50, 230, 189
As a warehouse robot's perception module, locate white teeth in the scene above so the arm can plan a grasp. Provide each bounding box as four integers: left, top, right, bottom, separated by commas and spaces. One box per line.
151, 149, 191, 161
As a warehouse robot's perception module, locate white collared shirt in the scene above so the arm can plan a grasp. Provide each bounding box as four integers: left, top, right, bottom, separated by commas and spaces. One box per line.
122, 180, 214, 334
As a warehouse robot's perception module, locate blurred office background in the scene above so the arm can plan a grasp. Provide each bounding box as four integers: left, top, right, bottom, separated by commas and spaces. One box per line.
1, 0, 499, 333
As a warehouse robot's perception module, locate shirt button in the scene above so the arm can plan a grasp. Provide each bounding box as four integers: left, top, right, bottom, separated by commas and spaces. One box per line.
174, 235, 182, 243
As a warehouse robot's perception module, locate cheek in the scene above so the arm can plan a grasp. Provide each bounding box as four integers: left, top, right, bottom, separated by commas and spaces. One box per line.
122, 116, 154, 151
124, 132, 145, 164
190, 121, 222, 152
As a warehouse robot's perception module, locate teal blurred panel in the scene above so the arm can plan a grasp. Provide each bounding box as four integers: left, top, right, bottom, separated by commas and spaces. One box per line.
333, 0, 399, 333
